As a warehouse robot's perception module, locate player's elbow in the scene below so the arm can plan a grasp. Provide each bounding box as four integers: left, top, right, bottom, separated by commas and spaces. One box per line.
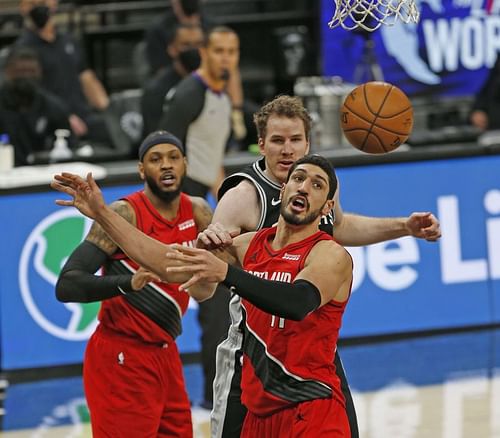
55, 273, 91, 303
55, 276, 73, 302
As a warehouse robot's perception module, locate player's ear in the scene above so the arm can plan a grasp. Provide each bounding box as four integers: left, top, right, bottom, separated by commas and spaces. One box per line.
258, 137, 265, 155
322, 199, 334, 216
138, 161, 145, 180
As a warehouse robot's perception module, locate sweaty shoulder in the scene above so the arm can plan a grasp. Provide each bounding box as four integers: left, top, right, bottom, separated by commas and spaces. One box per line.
189, 196, 213, 232
213, 179, 260, 232
300, 239, 353, 305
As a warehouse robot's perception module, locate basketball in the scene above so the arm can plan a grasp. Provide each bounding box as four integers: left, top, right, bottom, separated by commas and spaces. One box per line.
340, 81, 414, 154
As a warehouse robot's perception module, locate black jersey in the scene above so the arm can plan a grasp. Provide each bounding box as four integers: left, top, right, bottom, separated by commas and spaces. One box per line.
218, 157, 335, 234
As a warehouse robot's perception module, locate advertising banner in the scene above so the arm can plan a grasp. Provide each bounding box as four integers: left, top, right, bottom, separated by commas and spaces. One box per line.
321, 0, 500, 96
339, 155, 500, 337
0, 184, 201, 370
1, 154, 499, 369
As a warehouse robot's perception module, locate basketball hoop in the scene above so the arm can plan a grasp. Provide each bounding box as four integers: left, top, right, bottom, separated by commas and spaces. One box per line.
328, 0, 420, 32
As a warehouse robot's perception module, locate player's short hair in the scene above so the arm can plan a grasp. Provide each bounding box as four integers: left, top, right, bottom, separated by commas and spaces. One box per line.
253, 95, 312, 141
286, 154, 337, 200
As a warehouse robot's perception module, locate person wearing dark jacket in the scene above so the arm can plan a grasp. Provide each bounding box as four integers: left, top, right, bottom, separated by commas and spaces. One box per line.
0, 46, 74, 165
470, 55, 500, 131
141, 23, 204, 137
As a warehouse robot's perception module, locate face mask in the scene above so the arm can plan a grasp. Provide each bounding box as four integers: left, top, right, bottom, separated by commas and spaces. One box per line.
177, 48, 201, 72
5, 77, 37, 108
180, 0, 200, 16
29, 5, 51, 30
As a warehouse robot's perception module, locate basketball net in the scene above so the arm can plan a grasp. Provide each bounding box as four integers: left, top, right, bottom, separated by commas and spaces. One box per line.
328, 0, 420, 32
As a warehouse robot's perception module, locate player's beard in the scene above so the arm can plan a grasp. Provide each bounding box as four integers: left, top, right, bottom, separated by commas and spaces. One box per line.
145, 174, 183, 203
281, 200, 324, 226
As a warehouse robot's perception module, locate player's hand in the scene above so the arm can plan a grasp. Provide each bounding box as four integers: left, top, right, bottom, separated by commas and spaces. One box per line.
51, 172, 105, 219
131, 267, 161, 291
405, 212, 441, 242
166, 244, 229, 290
196, 223, 239, 250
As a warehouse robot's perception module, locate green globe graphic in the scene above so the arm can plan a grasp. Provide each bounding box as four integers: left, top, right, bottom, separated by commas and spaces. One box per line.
20, 209, 100, 341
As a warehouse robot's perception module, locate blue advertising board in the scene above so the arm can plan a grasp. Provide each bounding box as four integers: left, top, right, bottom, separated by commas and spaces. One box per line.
321, 0, 500, 96
0, 155, 499, 369
0, 183, 201, 370
339, 155, 500, 337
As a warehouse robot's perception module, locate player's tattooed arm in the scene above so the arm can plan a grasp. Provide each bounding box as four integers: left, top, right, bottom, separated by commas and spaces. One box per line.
191, 196, 213, 232
191, 197, 239, 266
85, 200, 137, 256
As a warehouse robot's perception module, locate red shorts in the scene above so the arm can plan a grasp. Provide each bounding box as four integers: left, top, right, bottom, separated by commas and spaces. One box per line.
83, 325, 192, 438
241, 397, 350, 438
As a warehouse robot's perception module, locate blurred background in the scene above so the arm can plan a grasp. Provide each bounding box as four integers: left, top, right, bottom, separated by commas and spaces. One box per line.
0, 0, 499, 437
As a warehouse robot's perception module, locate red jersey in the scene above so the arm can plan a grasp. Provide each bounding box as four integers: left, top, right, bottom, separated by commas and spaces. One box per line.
240, 226, 351, 416
98, 191, 197, 344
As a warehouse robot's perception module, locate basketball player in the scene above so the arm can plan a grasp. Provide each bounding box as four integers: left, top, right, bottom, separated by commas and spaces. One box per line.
164, 154, 353, 436
52, 154, 354, 436
53, 131, 215, 437
209, 95, 441, 438
52, 98, 441, 436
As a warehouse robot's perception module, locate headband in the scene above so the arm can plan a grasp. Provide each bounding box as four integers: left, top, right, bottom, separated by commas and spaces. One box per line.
138, 131, 185, 161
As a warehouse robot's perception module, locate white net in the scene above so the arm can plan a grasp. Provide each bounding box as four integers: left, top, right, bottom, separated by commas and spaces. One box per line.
328, 0, 420, 32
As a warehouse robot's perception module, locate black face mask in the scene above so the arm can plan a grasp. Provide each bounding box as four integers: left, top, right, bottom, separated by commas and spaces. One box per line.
4, 78, 38, 108
177, 48, 201, 73
29, 5, 51, 30
180, 0, 200, 16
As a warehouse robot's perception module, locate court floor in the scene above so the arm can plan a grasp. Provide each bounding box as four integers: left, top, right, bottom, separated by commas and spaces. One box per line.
1, 328, 499, 438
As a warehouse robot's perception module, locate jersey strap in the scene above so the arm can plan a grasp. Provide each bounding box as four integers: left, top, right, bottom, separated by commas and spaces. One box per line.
242, 310, 332, 403
107, 259, 183, 339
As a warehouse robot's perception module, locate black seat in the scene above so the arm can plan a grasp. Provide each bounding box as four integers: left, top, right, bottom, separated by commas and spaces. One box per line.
107, 89, 144, 156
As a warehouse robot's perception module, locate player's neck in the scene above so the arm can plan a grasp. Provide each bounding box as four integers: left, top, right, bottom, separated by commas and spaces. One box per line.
262, 165, 283, 185
271, 218, 319, 250
144, 189, 181, 221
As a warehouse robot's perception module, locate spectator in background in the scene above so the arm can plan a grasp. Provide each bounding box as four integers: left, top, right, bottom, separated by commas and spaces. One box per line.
0, 46, 74, 165
145, 0, 209, 76
15, 0, 119, 150
141, 23, 204, 138
145, 0, 250, 149
470, 55, 500, 131
159, 25, 239, 410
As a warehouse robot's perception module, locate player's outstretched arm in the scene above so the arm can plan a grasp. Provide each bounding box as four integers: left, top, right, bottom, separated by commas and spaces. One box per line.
332, 191, 441, 246
166, 238, 352, 318
51, 172, 207, 285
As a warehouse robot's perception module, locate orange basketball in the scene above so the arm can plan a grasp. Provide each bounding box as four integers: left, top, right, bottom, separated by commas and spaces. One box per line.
340, 81, 413, 154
